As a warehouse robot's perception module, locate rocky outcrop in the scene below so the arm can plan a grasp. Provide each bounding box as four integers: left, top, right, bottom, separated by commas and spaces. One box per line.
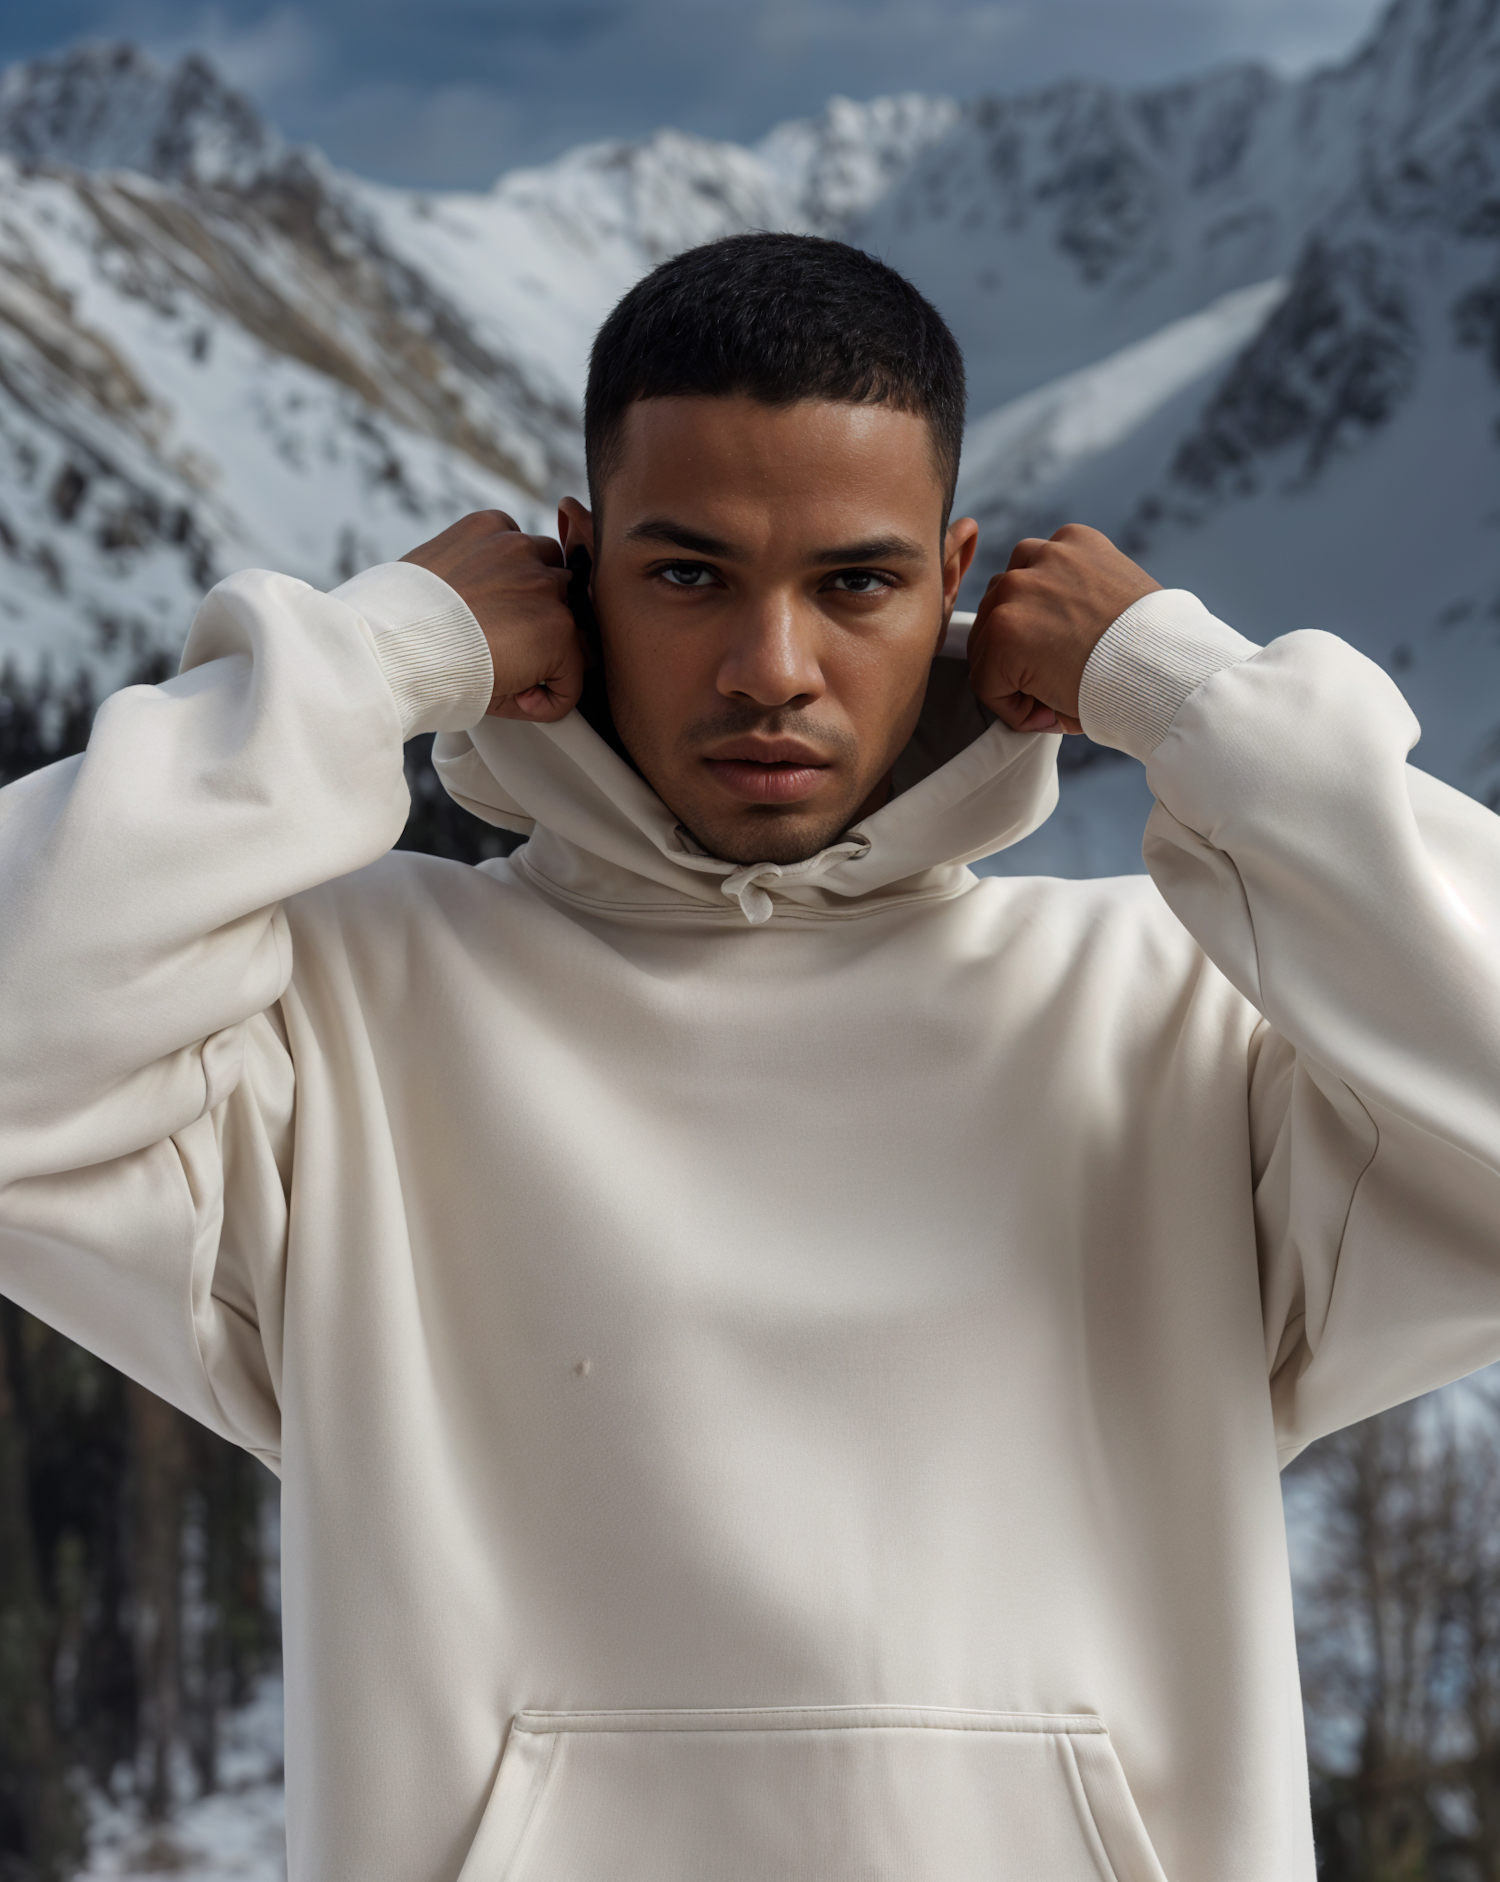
0, 42, 279, 188
1165, 237, 1419, 498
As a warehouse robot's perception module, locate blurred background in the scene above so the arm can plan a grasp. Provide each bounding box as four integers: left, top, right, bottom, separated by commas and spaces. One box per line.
0, 0, 1497, 1875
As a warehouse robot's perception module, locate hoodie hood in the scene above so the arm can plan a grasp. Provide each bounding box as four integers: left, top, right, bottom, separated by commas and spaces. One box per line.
432, 617, 1060, 925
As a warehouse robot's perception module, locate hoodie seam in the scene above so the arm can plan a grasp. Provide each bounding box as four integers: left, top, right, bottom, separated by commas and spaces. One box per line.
513, 850, 979, 925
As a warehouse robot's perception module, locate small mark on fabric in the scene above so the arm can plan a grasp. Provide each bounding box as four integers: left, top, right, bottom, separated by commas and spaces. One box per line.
573, 1359, 592, 1378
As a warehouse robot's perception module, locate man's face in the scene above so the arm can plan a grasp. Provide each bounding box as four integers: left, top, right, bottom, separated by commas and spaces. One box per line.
559, 396, 978, 865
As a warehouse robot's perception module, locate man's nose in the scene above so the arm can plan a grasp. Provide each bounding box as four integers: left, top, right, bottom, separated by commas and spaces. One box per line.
716, 596, 825, 707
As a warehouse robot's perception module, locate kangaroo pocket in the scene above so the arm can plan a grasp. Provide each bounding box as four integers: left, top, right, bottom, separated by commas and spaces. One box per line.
457, 1704, 1168, 1882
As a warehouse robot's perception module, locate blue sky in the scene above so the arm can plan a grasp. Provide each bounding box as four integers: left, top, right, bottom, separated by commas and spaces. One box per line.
0, 0, 1390, 188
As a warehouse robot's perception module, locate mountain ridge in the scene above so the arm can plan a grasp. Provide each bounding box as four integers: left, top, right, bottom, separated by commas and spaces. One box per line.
0, 41, 282, 188
0, 0, 1494, 876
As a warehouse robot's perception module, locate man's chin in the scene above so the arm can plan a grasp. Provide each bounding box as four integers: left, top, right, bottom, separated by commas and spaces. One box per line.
679, 805, 863, 867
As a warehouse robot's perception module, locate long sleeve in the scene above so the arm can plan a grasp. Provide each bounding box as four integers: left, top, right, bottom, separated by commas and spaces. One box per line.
0, 562, 492, 1463
1081, 590, 1500, 1460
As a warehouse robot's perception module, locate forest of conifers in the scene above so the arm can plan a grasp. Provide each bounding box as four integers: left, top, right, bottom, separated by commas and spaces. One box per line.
7, 657, 1500, 1882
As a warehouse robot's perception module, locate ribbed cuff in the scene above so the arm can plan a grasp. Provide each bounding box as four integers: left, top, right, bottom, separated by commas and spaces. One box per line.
333, 562, 494, 740
1079, 589, 1260, 762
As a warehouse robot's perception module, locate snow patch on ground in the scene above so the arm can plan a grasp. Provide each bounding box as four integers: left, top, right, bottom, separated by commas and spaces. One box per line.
81, 1678, 286, 1882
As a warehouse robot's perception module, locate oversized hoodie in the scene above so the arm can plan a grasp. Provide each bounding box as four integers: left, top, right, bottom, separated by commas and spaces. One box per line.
4, 560, 1500, 1882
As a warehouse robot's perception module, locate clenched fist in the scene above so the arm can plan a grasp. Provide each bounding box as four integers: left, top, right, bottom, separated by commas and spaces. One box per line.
401, 510, 584, 722
968, 525, 1161, 735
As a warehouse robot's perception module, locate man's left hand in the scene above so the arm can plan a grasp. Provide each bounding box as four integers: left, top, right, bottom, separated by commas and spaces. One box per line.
967, 524, 1162, 735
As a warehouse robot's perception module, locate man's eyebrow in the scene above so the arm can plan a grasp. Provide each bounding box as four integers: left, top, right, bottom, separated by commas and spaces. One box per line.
810, 535, 927, 564
622, 521, 929, 564
623, 518, 742, 557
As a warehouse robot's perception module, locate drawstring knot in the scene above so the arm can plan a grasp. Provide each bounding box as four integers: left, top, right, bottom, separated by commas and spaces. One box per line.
719, 838, 873, 925
721, 863, 783, 925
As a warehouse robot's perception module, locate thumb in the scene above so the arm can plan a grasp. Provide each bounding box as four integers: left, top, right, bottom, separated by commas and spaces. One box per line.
990, 690, 1059, 733
512, 629, 587, 723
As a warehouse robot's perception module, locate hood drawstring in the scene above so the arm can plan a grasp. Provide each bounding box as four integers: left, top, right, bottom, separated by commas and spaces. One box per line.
720, 839, 873, 926
721, 864, 782, 925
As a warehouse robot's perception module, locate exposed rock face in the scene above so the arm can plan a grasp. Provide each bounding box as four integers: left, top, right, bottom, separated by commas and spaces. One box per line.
1166, 238, 1420, 497
1455, 265, 1500, 374
0, 42, 279, 188
1103, 0, 1500, 539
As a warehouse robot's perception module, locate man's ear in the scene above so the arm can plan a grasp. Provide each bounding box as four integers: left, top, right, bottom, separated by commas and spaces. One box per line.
938, 516, 980, 649
943, 517, 980, 609
558, 497, 595, 562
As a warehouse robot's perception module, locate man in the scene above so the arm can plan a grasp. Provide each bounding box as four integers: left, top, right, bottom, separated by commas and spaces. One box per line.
2, 230, 1499, 1881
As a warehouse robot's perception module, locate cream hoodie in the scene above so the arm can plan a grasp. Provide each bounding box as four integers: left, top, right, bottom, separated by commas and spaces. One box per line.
4, 561, 1500, 1882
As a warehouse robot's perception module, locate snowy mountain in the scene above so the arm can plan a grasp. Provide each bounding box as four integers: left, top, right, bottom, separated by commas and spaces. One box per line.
0, 1, 1495, 868
0, 48, 565, 680
0, 40, 279, 187
0, 47, 961, 684
953, 277, 1291, 547
945, 0, 1500, 870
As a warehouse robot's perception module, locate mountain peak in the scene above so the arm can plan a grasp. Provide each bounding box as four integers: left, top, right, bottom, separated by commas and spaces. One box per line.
756, 93, 961, 227
0, 42, 281, 188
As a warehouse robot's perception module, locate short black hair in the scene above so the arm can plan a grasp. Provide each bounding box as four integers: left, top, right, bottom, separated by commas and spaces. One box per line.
584, 232, 966, 528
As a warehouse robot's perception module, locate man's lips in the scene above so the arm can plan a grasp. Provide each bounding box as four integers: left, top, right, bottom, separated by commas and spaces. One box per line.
701, 740, 833, 805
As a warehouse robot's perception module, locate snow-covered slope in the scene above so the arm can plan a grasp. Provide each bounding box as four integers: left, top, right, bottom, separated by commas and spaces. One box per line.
0, 55, 963, 685
338, 93, 963, 438
953, 277, 1289, 545
856, 64, 1348, 413
959, 0, 1500, 873
0, 152, 552, 677
757, 94, 962, 227
0, 47, 620, 682
0, 46, 586, 680
862, 0, 1500, 410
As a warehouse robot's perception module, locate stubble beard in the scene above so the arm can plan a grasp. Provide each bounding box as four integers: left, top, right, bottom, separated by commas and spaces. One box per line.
681, 798, 873, 867
621, 700, 873, 867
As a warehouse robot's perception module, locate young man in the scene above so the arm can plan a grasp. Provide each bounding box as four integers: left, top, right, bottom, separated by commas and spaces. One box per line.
3, 231, 1499, 1881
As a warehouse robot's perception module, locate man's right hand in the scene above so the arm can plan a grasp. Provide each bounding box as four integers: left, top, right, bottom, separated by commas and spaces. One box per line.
401, 510, 584, 722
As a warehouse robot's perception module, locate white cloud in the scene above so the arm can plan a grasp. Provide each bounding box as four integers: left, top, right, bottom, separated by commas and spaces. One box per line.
124, 1, 322, 99
198, 5, 320, 94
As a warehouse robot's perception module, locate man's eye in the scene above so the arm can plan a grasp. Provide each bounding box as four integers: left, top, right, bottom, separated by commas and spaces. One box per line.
660, 563, 718, 588
827, 570, 891, 594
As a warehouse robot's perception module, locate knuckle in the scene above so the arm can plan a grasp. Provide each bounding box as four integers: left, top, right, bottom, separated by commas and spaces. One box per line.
466, 508, 518, 539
